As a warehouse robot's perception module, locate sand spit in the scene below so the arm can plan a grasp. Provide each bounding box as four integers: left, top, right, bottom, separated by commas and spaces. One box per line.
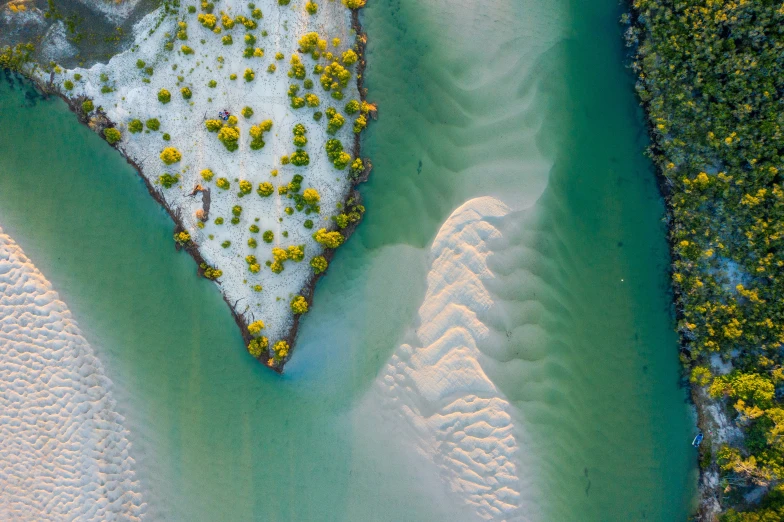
33, 0, 367, 369
0, 227, 144, 520
363, 197, 531, 521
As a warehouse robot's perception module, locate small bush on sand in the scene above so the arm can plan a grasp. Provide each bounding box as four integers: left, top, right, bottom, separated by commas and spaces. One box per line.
291, 295, 308, 314
257, 182, 274, 197
160, 147, 182, 164
104, 128, 121, 144
158, 173, 179, 188
311, 255, 328, 274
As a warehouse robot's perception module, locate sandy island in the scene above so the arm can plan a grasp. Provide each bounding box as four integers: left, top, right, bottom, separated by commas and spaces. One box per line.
17, 0, 373, 372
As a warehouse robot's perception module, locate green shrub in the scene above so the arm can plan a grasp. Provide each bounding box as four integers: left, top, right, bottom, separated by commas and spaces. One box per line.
201, 263, 222, 279
221, 240, 231, 248
257, 182, 274, 197
146, 118, 161, 130
305, 2, 317, 14
290, 150, 310, 167
218, 126, 240, 151
291, 295, 308, 314
82, 100, 94, 113
242, 106, 253, 118
350, 158, 365, 179
313, 228, 344, 248
327, 113, 345, 134
353, 115, 367, 134
303, 188, 320, 205
181, 87, 192, 99
345, 99, 359, 114
158, 173, 179, 188
342, 49, 358, 66
160, 147, 182, 164
288, 54, 306, 79
198, 13, 217, 28
174, 231, 191, 245
304, 219, 314, 229
128, 119, 143, 133
248, 319, 265, 335
232, 205, 243, 216
162, 133, 171, 141
273, 340, 289, 359
63, 80, 74, 90
249, 224, 260, 233
182, 45, 194, 55
244, 68, 255, 82
249, 123, 269, 150
103, 128, 121, 144
342, 0, 365, 8
208, 79, 217, 88
205, 119, 223, 132
311, 255, 328, 274
214, 217, 224, 224
333, 151, 350, 169
247, 336, 269, 357
263, 230, 274, 243
216, 177, 230, 190
303, 93, 319, 107
158, 89, 171, 103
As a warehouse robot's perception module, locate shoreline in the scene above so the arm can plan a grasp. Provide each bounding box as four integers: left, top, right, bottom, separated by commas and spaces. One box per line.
277, 7, 374, 363
20, 3, 374, 374
625, 7, 722, 521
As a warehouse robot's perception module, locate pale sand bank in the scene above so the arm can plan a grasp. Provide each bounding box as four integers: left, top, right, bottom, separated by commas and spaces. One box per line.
0, 227, 144, 520
357, 197, 538, 521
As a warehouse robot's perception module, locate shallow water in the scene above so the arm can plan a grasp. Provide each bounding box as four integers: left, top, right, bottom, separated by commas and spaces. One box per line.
0, 0, 696, 519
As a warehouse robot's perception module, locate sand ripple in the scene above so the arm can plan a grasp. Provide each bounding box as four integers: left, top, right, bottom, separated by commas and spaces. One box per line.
0, 228, 145, 521
370, 197, 531, 521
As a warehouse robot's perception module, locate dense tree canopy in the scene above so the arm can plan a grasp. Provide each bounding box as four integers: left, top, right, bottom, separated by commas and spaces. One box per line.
631, 0, 784, 515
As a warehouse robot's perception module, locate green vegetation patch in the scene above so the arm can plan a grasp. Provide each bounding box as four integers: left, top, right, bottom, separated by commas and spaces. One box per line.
631, 0, 784, 516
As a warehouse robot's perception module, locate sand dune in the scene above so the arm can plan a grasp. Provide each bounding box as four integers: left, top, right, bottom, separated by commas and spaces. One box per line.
0, 228, 144, 521
363, 197, 536, 521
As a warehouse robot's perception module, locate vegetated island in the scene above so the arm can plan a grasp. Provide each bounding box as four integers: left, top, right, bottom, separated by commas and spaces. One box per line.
1, 0, 375, 372
626, 2, 784, 520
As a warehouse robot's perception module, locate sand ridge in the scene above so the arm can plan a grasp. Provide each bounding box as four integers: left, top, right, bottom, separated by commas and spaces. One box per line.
365, 197, 531, 521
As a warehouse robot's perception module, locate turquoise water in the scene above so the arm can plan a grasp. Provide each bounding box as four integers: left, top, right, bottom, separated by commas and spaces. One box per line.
0, 0, 696, 519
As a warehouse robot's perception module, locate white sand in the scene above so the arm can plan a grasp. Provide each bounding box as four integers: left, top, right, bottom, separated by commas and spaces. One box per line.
41, 0, 359, 352
0, 227, 145, 521
359, 197, 531, 521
